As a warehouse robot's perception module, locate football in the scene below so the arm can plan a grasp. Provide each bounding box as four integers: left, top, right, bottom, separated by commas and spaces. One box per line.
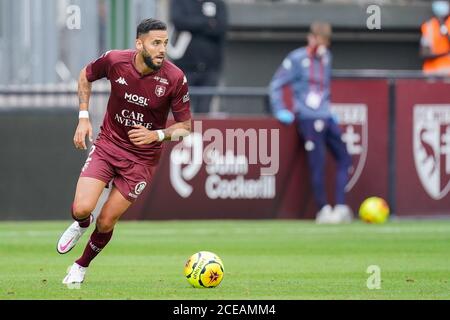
183, 251, 224, 288
359, 197, 390, 224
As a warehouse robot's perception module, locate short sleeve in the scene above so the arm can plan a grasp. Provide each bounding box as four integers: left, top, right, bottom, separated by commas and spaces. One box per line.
171, 74, 192, 122
85, 50, 113, 82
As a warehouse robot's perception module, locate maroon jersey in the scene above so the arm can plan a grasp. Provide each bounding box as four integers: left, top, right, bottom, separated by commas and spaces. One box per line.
85, 49, 191, 165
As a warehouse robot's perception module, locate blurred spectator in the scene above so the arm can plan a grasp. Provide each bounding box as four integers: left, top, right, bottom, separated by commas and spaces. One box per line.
269, 22, 352, 224
169, 0, 228, 113
420, 0, 450, 75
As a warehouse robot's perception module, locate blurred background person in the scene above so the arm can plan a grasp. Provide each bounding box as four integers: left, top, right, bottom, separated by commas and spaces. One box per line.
420, 0, 450, 75
269, 22, 352, 224
168, 0, 228, 114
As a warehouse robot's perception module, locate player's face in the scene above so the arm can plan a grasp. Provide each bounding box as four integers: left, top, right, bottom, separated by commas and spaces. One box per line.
137, 30, 168, 71
307, 33, 329, 48
307, 33, 318, 48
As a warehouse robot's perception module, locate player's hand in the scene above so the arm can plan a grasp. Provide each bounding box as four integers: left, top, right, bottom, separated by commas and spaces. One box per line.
73, 119, 93, 150
275, 109, 295, 125
128, 125, 158, 146
316, 45, 327, 57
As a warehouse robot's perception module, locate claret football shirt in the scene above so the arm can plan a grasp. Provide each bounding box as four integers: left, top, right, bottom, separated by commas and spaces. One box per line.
85, 49, 191, 165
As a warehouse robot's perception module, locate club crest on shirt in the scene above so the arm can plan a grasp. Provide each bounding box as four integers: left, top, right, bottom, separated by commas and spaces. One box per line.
155, 85, 166, 97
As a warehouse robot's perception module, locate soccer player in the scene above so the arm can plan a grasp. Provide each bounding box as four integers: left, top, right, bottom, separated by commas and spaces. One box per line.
269, 22, 352, 224
57, 18, 192, 284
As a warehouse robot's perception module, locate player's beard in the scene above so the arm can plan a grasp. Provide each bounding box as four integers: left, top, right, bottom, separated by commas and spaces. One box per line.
142, 47, 163, 71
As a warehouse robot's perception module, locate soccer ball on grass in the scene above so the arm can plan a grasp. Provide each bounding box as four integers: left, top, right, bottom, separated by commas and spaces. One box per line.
184, 251, 224, 288
359, 196, 390, 224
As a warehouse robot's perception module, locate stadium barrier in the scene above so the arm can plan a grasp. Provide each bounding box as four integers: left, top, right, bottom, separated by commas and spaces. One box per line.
0, 72, 449, 219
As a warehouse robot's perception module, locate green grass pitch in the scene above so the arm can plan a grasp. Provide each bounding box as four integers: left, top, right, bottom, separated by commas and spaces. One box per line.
0, 220, 449, 300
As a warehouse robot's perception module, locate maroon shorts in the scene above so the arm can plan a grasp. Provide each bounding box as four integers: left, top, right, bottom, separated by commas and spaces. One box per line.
80, 141, 156, 202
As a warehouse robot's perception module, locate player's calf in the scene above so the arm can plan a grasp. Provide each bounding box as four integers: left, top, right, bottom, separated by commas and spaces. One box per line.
75, 227, 114, 268
95, 214, 118, 233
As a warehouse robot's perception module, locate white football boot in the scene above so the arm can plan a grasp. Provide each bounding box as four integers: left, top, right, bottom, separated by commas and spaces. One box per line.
62, 263, 87, 285
334, 204, 354, 223
315, 204, 333, 224
56, 215, 92, 254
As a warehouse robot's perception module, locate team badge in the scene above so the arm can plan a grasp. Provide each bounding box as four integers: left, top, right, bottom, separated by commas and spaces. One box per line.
135, 181, 147, 195
155, 85, 166, 97
331, 104, 368, 192
413, 105, 450, 200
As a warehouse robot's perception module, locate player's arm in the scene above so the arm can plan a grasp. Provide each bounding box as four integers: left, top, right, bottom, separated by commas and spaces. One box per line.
160, 119, 192, 141
269, 56, 297, 124
128, 119, 191, 146
73, 51, 112, 149
269, 56, 297, 113
73, 67, 93, 150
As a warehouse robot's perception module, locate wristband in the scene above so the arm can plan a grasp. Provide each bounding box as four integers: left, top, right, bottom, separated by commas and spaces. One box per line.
79, 110, 89, 119
156, 129, 165, 142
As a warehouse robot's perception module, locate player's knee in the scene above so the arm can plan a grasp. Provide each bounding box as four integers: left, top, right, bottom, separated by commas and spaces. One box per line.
72, 201, 95, 219
96, 215, 116, 233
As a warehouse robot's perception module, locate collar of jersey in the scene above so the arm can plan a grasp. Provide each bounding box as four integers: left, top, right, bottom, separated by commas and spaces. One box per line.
131, 51, 161, 79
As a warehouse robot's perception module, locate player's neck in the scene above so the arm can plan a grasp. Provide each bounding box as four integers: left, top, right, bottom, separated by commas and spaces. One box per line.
307, 45, 316, 56
134, 53, 155, 76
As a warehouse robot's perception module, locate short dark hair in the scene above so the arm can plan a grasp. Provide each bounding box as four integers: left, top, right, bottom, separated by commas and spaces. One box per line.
136, 18, 167, 38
